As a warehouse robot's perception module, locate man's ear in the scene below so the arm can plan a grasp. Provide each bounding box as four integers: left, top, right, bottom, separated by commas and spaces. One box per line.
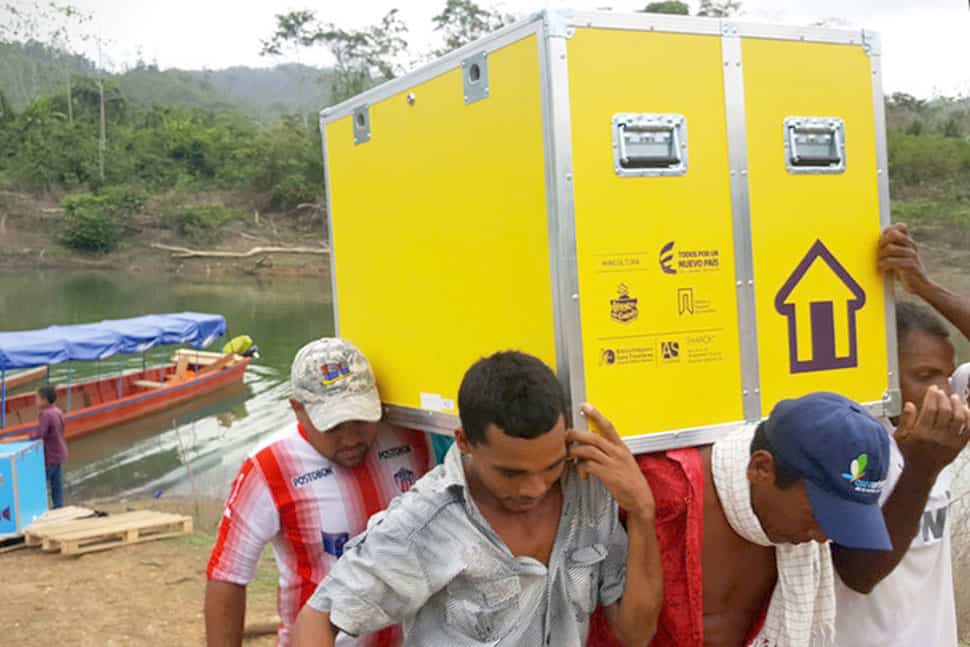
747, 449, 776, 486
454, 428, 473, 454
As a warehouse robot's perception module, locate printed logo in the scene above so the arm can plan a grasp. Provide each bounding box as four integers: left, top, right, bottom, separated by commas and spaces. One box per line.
659, 241, 676, 275
600, 349, 617, 366
678, 288, 695, 316
378, 445, 412, 461
660, 241, 720, 275
394, 467, 416, 492
322, 531, 350, 558
660, 341, 680, 360
321, 361, 351, 386
775, 239, 866, 374
841, 453, 868, 483
291, 466, 334, 488
610, 283, 639, 323
841, 453, 884, 495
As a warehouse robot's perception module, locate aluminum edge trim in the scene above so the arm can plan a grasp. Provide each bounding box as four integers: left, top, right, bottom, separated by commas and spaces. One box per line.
384, 404, 458, 436
869, 43, 900, 415
537, 21, 573, 410
319, 17, 544, 124
320, 119, 340, 336
569, 10, 721, 35
624, 421, 748, 453
543, 29, 586, 431
722, 24, 763, 422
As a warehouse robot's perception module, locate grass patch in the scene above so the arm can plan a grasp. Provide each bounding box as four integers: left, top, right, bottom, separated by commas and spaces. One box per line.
893, 199, 970, 227
174, 530, 216, 547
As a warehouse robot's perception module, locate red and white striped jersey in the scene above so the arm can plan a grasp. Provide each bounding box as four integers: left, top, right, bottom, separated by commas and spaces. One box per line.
207, 423, 434, 646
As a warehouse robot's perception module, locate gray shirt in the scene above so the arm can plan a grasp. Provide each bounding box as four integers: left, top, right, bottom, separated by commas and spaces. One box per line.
308, 444, 628, 646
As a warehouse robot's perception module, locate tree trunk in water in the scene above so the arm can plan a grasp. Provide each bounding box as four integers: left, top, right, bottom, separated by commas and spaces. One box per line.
98, 77, 106, 182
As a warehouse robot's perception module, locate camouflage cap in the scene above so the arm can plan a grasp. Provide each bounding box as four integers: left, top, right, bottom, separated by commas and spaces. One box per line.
290, 338, 382, 433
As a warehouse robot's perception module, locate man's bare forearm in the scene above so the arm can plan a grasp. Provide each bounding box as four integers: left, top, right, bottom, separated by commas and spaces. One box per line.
833, 467, 936, 593
205, 579, 246, 647
612, 507, 662, 647
916, 281, 970, 341
293, 606, 338, 647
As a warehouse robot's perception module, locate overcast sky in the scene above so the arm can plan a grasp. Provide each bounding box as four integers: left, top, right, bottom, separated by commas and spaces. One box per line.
9, 0, 970, 97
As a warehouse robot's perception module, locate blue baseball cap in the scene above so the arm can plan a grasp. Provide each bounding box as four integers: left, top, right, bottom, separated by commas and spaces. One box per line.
764, 392, 892, 551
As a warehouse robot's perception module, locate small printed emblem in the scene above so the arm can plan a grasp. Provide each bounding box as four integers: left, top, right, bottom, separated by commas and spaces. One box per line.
321, 361, 351, 386
610, 283, 639, 323
322, 531, 350, 558
841, 453, 884, 495
842, 454, 867, 483
394, 468, 416, 492
659, 241, 676, 275
661, 341, 680, 360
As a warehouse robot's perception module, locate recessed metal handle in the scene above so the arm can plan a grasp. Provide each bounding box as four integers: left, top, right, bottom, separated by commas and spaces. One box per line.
784, 117, 845, 174
612, 114, 688, 177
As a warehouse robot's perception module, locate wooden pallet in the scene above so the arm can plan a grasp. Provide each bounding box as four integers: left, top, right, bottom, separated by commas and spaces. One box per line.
26, 510, 192, 555
23, 507, 98, 547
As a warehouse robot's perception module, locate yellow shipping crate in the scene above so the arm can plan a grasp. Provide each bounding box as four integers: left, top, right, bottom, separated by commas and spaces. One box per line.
319, 10, 900, 451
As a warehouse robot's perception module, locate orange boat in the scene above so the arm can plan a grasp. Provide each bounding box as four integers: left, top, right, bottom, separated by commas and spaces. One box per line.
4, 366, 47, 393
0, 313, 250, 442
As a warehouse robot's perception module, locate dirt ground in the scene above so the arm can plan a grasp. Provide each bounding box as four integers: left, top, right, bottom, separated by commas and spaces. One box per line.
0, 498, 280, 647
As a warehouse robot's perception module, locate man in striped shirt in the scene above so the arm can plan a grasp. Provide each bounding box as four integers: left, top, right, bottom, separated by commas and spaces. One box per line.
205, 338, 435, 647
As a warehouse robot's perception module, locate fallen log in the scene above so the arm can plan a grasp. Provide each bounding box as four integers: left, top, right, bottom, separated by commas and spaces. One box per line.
150, 243, 328, 259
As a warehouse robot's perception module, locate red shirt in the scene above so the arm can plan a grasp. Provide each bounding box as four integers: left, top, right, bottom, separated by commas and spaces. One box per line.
207, 423, 433, 646
31, 405, 67, 465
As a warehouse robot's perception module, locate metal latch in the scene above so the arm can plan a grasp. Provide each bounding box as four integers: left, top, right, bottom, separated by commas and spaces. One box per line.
784, 117, 846, 174
352, 105, 371, 145
462, 52, 489, 105
612, 114, 688, 177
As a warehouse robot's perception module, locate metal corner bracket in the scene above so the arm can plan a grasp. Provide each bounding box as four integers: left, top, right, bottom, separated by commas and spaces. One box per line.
882, 388, 901, 417
862, 29, 881, 56
542, 8, 575, 39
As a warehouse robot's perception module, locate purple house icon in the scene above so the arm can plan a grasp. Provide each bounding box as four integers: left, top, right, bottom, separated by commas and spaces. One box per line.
774, 240, 866, 374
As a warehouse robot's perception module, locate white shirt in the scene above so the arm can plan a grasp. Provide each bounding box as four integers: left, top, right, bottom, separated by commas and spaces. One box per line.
832, 424, 957, 647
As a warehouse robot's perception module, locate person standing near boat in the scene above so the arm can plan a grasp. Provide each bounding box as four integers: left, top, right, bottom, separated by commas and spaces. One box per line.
30, 385, 67, 509
205, 338, 435, 647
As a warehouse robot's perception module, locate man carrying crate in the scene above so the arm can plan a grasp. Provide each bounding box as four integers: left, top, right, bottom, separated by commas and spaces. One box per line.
293, 351, 664, 647
827, 224, 970, 646
205, 338, 436, 647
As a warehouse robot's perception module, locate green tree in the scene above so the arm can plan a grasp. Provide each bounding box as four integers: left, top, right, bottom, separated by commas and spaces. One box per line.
942, 115, 962, 139
697, 0, 742, 17
640, 1, 690, 15
431, 0, 514, 55
261, 9, 408, 104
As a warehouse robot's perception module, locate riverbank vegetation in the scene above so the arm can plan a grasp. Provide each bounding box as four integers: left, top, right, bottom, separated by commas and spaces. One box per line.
0, 1, 968, 258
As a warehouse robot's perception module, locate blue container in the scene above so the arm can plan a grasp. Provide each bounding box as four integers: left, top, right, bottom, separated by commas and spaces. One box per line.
0, 440, 49, 537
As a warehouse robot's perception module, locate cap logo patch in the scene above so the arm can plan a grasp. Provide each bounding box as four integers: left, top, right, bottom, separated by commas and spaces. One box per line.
841, 453, 884, 495
842, 453, 867, 483
321, 361, 351, 385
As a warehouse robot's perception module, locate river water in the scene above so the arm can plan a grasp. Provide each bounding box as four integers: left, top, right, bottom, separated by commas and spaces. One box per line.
0, 270, 333, 502
2, 267, 969, 507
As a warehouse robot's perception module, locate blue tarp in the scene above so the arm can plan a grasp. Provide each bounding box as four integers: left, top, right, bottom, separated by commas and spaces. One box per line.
0, 313, 226, 370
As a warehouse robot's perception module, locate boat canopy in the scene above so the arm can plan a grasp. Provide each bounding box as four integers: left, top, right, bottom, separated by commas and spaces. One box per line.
0, 313, 226, 370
